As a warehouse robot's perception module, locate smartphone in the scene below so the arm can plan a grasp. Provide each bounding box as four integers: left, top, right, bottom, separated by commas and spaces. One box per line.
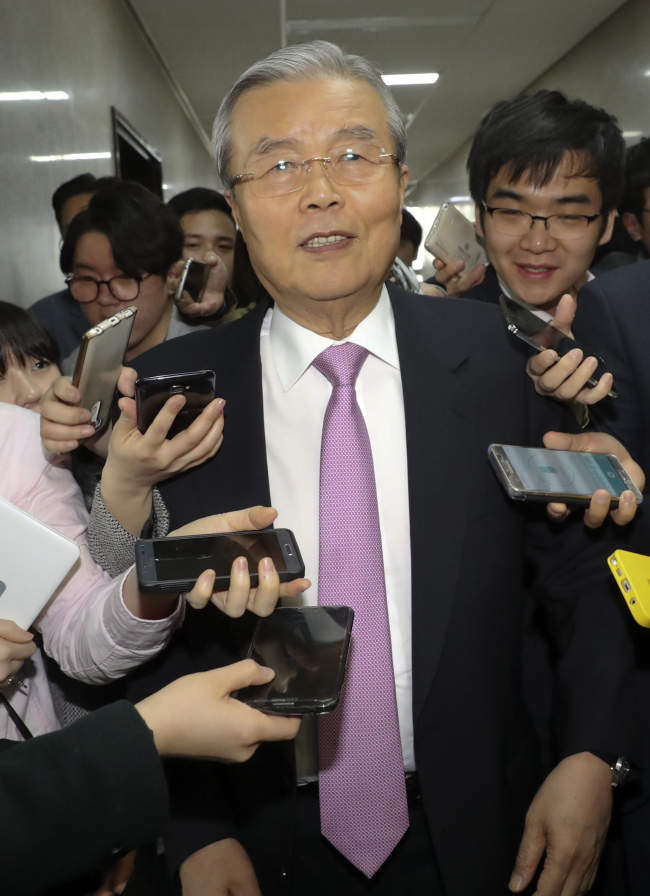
135, 369, 216, 439
174, 258, 210, 305
499, 294, 617, 399
0, 497, 80, 629
488, 444, 644, 505
424, 202, 488, 269
135, 528, 305, 594
235, 606, 354, 714
72, 306, 137, 436
608, 551, 650, 628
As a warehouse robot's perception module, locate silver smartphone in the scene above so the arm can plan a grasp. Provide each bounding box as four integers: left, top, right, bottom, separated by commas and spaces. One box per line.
174, 258, 210, 305
488, 444, 643, 504
424, 202, 487, 269
499, 295, 617, 399
72, 306, 137, 436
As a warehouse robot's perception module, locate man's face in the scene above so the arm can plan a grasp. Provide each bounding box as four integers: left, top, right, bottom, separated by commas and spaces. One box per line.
71, 231, 171, 359
59, 192, 93, 238
622, 186, 650, 255
226, 77, 408, 322
476, 154, 615, 312
180, 209, 236, 281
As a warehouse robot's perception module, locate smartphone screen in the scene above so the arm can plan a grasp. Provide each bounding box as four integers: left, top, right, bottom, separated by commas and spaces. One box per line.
236, 606, 354, 714
499, 446, 628, 498
151, 531, 289, 581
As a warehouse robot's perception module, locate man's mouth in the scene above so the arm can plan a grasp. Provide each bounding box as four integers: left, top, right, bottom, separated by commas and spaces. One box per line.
516, 264, 557, 277
301, 232, 354, 249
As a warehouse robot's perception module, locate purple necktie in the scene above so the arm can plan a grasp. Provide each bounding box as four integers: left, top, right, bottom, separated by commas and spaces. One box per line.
313, 342, 409, 878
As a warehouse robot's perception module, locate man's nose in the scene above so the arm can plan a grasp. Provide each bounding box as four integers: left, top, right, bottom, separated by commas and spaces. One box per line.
300, 159, 343, 208
519, 217, 557, 252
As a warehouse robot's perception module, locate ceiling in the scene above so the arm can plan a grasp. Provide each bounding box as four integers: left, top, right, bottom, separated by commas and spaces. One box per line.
128, 0, 628, 203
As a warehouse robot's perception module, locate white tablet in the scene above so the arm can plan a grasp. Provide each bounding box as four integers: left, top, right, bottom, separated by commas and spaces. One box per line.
0, 496, 80, 629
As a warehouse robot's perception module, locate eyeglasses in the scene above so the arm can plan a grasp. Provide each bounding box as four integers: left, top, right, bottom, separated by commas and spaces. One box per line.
482, 202, 602, 241
65, 273, 147, 304
230, 143, 401, 198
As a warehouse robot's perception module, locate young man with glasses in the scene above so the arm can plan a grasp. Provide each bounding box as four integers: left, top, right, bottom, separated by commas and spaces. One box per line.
431, 91, 623, 320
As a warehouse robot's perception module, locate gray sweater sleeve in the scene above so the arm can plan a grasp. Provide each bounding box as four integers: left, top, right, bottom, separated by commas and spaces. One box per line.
88, 483, 171, 576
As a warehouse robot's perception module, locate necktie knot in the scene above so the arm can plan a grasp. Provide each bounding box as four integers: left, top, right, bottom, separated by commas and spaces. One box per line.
313, 342, 369, 388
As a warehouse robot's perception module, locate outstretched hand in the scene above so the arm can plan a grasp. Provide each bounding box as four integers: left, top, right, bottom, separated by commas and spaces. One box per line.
543, 430, 644, 528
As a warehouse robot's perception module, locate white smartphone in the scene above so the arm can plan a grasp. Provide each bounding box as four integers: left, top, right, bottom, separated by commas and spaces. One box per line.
488, 444, 644, 505
0, 497, 80, 629
424, 202, 488, 269
72, 306, 136, 436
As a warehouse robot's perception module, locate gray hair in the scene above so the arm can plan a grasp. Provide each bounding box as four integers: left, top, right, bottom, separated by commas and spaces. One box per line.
212, 40, 407, 187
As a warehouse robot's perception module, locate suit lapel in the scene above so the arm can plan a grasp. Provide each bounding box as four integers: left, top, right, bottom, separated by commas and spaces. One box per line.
389, 285, 479, 725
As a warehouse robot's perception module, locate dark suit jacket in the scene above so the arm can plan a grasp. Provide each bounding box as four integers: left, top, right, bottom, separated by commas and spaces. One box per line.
0, 701, 167, 895
128, 283, 636, 895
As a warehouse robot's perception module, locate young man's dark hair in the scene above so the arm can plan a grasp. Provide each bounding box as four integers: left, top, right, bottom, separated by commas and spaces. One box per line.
60, 181, 184, 279
51, 174, 97, 229
619, 137, 650, 219
467, 89, 625, 220
400, 210, 422, 253
167, 187, 233, 221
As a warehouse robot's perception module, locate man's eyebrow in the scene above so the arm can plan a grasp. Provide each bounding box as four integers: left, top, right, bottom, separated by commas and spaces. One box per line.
490, 187, 595, 206
183, 232, 235, 242
249, 125, 379, 158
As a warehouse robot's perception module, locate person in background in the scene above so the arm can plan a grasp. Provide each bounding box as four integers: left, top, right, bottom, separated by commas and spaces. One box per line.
167, 187, 239, 322
0, 300, 60, 410
30, 174, 119, 357
429, 91, 623, 324
594, 137, 650, 272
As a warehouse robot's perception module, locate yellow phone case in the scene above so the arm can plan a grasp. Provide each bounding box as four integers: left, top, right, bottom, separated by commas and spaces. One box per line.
608, 550, 650, 628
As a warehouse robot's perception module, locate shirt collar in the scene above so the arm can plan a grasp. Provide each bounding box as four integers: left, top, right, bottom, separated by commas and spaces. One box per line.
265, 285, 399, 391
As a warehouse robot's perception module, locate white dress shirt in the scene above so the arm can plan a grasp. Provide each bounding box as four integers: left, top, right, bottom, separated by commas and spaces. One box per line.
260, 286, 415, 774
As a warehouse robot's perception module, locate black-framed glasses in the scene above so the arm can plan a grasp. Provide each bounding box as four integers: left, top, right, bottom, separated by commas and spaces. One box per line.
230, 143, 401, 198
65, 273, 147, 304
482, 202, 602, 241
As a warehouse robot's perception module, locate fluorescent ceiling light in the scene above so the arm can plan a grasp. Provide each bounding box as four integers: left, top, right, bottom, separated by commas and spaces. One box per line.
623, 131, 643, 139
448, 196, 472, 203
30, 152, 112, 162
644, 70, 650, 77
0, 91, 69, 101
382, 73, 439, 86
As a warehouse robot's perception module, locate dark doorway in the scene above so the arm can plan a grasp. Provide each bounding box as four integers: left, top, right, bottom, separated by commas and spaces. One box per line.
111, 107, 163, 197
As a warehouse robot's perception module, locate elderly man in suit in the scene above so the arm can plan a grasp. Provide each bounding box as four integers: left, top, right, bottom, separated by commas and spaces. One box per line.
42, 41, 637, 896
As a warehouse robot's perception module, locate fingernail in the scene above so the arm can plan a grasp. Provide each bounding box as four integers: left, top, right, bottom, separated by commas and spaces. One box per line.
65, 441, 78, 451
214, 398, 226, 412
623, 491, 636, 504
509, 874, 523, 891
235, 557, 247, 572
594, 492, 609, 505
81, 426, 96, 437
568, 349, 583, 362
260, 557, 274, 574
585, 356, 598, 369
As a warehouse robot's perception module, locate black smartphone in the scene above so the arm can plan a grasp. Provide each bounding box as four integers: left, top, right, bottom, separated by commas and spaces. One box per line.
135, 528, 305, 594
235, 606, 354, 714
488, 443, 643, 505
175, 258, 209, 304
499, 294, 617, 399
135, 369, 216, 439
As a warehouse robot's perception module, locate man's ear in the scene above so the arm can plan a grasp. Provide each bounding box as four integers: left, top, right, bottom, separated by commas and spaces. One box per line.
225, 189, 242, 231
598, 208, 617, 246
474, 202, 485, 238
621, 211, 643, 243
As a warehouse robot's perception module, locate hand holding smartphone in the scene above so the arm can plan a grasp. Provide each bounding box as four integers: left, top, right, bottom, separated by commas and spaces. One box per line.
235, 606, 354, 714
135, 528, 305, 594
499, 294, 617, 399
488, 444, 643, 505
174, 259, 210, 306
135, 369, 216, 439
424, 202, 487, 269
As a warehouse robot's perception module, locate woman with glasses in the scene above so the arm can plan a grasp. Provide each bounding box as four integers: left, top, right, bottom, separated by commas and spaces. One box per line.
59, 180, 209, 374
